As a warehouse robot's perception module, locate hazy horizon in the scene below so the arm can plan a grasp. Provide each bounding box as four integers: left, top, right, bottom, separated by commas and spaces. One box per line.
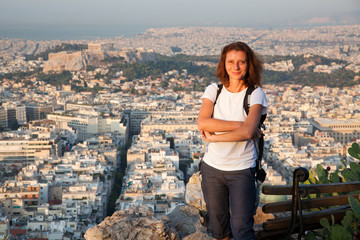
1, 0, 359, 41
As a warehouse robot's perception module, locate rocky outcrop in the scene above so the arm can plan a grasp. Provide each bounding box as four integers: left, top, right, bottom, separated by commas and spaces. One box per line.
185, 171, 206, 211
85, 173, 274, 240
108, 49, 158, 63
84, 205, 211, 240
84, 205, 180, 240
254, 206, 274, 225
43, 51, 89, 72
43, 50, 106, 72
43, 48, 158, 73
167, 205, 211, 240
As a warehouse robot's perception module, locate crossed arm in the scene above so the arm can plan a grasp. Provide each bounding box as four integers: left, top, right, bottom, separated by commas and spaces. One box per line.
197, 98, 263, 142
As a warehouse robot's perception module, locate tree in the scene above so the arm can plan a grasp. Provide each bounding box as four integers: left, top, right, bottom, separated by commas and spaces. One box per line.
171, 46, 182, 53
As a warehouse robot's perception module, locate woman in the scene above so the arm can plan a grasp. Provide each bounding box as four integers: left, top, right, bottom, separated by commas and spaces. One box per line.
197, 41, 267, 240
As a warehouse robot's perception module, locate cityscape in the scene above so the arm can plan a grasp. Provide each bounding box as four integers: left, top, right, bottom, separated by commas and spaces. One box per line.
0, 24, 359, 239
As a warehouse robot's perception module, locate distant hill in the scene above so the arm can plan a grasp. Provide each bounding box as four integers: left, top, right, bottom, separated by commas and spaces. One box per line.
107, 54, 359, 88
42, 44, 158, 73
262, 55, 358, 87
2, 52, 358, 89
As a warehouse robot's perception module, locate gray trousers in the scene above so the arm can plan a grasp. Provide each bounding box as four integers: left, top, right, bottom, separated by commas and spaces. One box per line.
201, 162, 256, 240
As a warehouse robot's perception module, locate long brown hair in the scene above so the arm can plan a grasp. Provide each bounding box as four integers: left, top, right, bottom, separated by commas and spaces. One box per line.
216, 41, 263, 87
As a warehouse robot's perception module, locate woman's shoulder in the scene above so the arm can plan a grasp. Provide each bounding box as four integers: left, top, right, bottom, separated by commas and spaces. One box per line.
250, 86, 268, 108
204, 82, 219, 94
253, 86, 266, 95
202, 83, 219, 101
206, 82, 218, 90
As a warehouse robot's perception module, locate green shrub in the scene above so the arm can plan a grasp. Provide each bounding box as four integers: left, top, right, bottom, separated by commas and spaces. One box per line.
304, 143, 360, 239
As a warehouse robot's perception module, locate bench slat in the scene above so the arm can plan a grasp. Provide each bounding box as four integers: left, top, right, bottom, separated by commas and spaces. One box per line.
263, 193, 359, 213
262, 206, 348, 231
256, 228, 288, 240
262, 181, 360, 195
258, 168, 360, 239
256, 221, 329, 240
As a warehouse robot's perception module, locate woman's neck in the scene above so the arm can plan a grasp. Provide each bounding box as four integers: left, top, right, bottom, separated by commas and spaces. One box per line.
226, 80, 247, 93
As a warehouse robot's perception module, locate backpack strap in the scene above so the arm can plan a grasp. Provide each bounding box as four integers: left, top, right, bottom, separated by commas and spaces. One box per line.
243, 86, 256, 116
211, 83, 223, 118
214, 83, 223, 106
243, 86, 267, 183
243, 86, 267, 126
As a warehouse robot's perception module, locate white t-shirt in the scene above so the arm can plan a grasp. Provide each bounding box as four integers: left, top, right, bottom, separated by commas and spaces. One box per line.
201, 83, 268, 171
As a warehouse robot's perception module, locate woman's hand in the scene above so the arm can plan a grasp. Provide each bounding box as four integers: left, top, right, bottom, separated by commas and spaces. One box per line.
202, 131, 215, 142
253, 128, 263, 140
203, 129, 263, 142
198, 98, 244, 133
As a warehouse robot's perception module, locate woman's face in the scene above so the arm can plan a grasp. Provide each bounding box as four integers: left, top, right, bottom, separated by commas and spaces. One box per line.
225, 50, 247, 82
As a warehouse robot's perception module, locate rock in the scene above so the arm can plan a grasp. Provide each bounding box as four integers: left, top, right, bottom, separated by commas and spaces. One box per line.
167, 205, 211, 240
43, 51, 89, 72
183, 231, 212, 240
254, 206, 275, 225
185, 172, 206, 211
84, 204, 212, 240
84, 205, 179, 240
43, 48, 157, 73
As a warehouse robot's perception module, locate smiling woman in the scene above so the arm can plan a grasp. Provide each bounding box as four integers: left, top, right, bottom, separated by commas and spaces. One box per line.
197, 41, 268, 240
225, 50, 248, 87
216, 42, 263, 90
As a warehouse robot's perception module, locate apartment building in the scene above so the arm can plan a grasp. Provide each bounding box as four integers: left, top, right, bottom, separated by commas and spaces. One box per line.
0, 137, 63, 167
311, 118, 360, 143
0, 107, 7, 130
48, 112, 127, 142
25, 105, 54, 122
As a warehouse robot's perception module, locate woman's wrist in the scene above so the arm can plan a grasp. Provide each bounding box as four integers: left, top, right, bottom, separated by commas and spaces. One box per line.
207, 134, 216, 142
203, 131, 216, 142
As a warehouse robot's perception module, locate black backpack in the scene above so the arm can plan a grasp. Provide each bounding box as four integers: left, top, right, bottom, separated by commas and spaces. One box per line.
213, 83, 267, 183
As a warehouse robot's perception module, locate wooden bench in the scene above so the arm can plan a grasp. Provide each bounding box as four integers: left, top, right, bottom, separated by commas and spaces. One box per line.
256, 167, 360, 240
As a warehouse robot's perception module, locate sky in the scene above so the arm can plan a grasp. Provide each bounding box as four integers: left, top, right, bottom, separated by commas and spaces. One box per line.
0, 0, 359, 40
